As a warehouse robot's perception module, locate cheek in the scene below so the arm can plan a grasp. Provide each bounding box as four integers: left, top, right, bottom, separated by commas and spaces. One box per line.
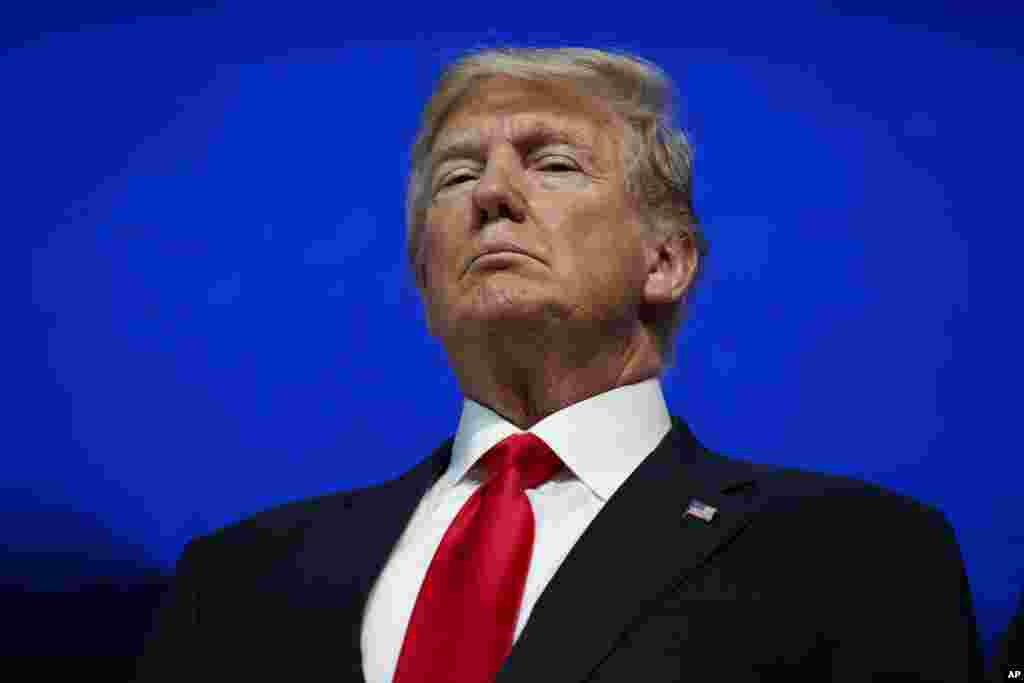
420, 211, 464, 288
572, 202, 630, 260
574, 204, 645, 291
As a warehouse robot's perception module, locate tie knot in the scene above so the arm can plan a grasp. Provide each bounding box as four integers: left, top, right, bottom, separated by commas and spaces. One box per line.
480, 432, 563, 491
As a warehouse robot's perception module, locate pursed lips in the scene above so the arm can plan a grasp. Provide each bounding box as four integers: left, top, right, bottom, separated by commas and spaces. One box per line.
465, 242, 540, 274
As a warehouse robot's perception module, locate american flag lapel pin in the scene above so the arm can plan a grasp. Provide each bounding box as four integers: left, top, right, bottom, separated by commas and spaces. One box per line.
684, 499, 717, 523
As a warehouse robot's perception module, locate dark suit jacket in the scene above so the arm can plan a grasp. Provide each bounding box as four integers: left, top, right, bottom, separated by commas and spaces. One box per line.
989, 596, 1023, 681
137, 415, 984, 681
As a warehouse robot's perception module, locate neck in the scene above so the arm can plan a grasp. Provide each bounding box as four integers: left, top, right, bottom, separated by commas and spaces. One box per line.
446, 322, 662, 430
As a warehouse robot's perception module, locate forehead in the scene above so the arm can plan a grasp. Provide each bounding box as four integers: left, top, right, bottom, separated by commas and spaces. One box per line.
433, 77, 621, 154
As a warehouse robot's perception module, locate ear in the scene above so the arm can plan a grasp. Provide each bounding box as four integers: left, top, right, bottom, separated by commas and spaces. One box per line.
642, 234, 698, 306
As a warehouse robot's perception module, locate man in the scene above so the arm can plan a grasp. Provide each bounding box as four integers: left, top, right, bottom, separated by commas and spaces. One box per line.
137, 47, 983, 681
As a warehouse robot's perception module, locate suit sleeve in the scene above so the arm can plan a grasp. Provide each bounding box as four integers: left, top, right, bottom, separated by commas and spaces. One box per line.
827, 505, 985, 682
134, 539, 203, 682
989, 595, 1024, 682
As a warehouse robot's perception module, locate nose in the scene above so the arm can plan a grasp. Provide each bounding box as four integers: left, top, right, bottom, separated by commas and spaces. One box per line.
472, 148, 526, 226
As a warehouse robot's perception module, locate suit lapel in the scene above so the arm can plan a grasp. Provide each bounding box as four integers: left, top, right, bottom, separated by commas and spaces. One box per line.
293, 414, 760, 683
292, 436, 455, 682
496, 415, 761, 683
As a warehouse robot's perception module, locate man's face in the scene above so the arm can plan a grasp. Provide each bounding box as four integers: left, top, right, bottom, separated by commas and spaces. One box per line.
418, 77, 651, 348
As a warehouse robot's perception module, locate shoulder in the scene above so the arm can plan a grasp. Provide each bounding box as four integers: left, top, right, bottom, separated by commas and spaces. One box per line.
180, 442, 446, 568
699, 445, 954, 541
671, 414, 950, 533
696, 448, 967, 604
179, 488, 354, 569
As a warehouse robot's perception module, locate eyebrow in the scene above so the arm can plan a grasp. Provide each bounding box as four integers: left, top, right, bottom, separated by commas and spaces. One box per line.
429, 122, 595, 176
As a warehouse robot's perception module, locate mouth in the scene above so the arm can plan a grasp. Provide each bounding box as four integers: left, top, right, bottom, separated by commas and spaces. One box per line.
470, 251, 533, 269
465, 245, 540, 275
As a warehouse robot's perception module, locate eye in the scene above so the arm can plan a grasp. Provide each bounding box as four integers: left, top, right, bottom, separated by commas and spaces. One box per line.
441, 173, 476, 188
536, 157, 579, 172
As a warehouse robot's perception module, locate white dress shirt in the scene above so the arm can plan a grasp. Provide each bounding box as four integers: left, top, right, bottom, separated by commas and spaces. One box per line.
360, 378, 673, 683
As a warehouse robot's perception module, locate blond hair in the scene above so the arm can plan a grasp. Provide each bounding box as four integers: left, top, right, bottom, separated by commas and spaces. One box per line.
404, 46, 709, 370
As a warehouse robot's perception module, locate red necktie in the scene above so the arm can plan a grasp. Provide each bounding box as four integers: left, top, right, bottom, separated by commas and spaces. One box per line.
392, 432, 564, 683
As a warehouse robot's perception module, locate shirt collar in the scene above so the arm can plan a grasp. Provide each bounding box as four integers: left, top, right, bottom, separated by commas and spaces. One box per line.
444, 378, 672, 502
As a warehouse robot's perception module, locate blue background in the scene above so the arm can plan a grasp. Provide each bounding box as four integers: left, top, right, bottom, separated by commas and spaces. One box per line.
11, 0, 1023, 666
